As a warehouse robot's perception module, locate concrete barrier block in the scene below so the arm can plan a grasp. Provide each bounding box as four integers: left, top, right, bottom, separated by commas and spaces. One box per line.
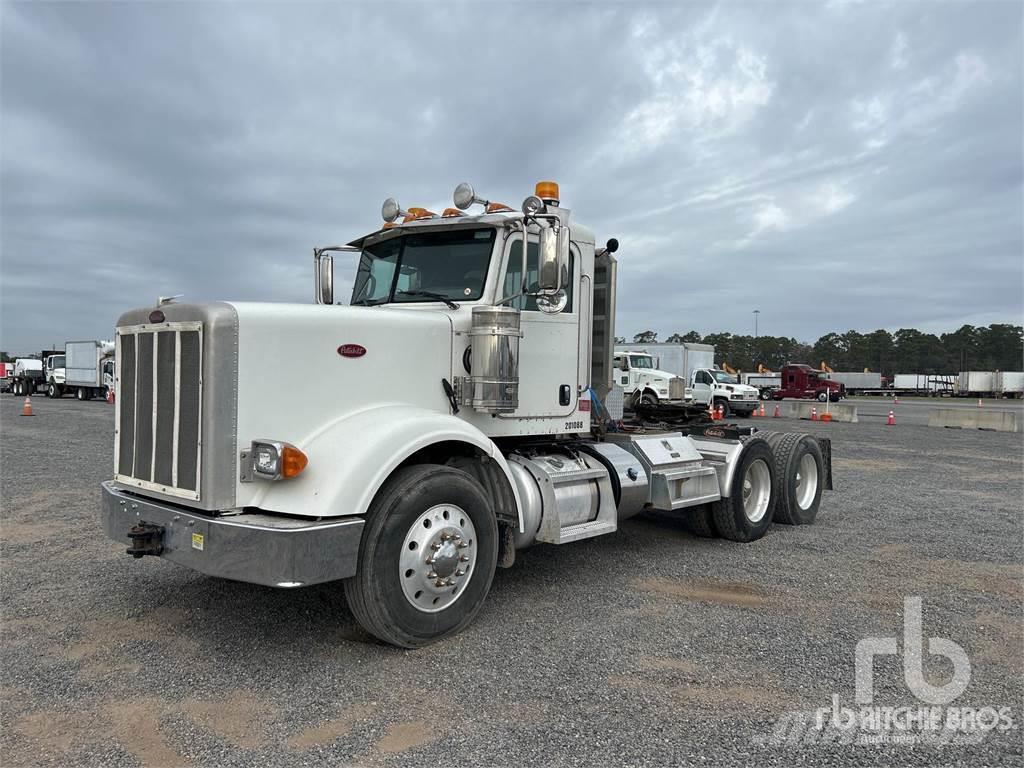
784, 401, 858, 423
928, 409, 1019, 432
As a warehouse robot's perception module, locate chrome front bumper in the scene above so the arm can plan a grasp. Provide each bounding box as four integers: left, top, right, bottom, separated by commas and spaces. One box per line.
100, 481, 364, 588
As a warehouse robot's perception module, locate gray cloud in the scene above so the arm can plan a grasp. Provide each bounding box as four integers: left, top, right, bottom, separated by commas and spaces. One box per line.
2, 0, 1021, 353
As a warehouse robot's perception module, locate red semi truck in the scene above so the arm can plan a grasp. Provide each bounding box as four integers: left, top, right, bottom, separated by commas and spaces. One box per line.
770, 364, 845, 402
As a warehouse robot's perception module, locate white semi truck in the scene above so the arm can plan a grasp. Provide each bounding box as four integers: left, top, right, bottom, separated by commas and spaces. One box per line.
616, 343, 759, 416
100, 181, 833, 648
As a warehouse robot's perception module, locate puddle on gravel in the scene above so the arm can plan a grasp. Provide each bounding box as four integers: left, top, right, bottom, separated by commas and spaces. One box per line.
289, 703, 378, 750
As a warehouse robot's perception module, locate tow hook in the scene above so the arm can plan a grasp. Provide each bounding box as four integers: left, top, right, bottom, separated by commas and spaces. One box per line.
126, 521, 165, 558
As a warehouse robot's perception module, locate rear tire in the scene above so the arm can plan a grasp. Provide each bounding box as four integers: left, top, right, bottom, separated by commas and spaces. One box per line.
343, 464, 498, 648
76, 387, 87, 401
684, 504, 718, 538
712, 438, 776, 542
762, 433, 823, 525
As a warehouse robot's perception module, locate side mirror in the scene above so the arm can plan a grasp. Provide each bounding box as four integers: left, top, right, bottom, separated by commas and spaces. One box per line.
620, 358, 629, 372
315, 252, 334, 305
537, 225, 570, 294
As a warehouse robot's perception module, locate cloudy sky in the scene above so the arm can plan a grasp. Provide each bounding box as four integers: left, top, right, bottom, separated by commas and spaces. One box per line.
2, 0, 1021, 353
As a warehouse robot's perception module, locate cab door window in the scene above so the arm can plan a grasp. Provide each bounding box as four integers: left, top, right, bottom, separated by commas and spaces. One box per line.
501, 238, 573, 312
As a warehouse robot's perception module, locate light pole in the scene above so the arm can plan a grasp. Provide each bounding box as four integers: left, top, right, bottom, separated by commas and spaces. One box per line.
753, 309, 760, 339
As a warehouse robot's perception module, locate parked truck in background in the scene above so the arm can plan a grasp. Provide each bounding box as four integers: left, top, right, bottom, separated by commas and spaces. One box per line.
770, 364, 845, 402
611, 348, 691, 406
688, 367, 760, 417
99, 180, 834, 648
741, 372, 781, 399
64, 340, 116, 400
0, 362, 13, 393
9, 350, 63, 396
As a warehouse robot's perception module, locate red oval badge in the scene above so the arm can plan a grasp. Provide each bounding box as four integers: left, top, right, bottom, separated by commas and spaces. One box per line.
337, 344, 366, 358
149, 309, 165, 323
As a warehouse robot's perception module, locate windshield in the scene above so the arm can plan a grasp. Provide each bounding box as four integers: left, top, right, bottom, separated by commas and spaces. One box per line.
629, 355, 654, 369
712, 371, 738, 384
51, 355, 65, 367
350, 228, 496, 306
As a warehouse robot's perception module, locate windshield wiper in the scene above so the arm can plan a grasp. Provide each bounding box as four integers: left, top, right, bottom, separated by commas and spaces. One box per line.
397, 290, 459, 310
351, 297, 389, 307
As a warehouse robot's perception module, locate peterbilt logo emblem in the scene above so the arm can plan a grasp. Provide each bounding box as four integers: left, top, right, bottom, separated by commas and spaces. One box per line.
704, 428, 725, 437
337, 344, 366, 358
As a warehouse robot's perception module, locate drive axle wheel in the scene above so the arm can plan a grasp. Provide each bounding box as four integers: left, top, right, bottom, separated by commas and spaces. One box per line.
712, 438, 776, 542
762, 432, 824, 525
344, 464, 498, 648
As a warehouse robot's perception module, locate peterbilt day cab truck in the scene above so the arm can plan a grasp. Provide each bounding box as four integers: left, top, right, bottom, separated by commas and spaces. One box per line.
770, 364, 845, 402
100, 181, 834, 648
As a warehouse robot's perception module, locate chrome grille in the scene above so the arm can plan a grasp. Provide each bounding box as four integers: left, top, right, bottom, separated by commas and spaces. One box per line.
669, 377, 686, 400
115, 322, 203, 500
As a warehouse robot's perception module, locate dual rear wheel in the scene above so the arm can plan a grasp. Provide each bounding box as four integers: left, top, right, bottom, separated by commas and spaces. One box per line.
685, 432, 824, 540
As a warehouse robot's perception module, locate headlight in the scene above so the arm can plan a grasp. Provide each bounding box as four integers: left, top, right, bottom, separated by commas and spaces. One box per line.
658, 389, 668, 395
249, 440, 308, 481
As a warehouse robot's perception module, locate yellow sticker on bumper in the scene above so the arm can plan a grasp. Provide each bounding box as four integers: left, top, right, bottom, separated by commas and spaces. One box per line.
191, 532, 204, 551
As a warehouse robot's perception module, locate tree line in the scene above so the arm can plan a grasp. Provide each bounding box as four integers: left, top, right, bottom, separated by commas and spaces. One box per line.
615, 324, 1024, 376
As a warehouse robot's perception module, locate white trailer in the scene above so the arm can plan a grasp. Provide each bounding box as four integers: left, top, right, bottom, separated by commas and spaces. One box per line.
892, 374, 956, 394
995, 371, 1024, 398
958, 371, 996, 396
99, 180, 834, 648
65, 340, 116, 401
823, 371, 882, 394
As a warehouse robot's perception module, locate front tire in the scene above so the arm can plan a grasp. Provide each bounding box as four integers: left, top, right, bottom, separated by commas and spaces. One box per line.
47, 382, 59, 398
817, 392, 828, 402
714, 399, 730, 418
639, 392, 658, 407
712, 438, 777, 542
344, 464, 498, 648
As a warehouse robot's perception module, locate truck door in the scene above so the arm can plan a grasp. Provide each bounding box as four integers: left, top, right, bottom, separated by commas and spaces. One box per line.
691, 369, 713, 405
613, 355, 632, 393
497, 233, 579, 418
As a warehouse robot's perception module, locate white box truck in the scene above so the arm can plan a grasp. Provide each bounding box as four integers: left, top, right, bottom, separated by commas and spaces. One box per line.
99, 180, 834, 648
958, 371, 996, 396
65, 340, 116, 400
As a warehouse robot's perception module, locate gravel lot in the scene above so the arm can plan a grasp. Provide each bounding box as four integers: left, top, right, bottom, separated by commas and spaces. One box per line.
2, 394, 1022, 767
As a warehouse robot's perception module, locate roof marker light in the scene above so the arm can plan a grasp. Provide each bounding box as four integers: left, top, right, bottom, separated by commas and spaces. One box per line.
485, 202, 514, 213
403, 207, 438, 223
442, 207, 464, 218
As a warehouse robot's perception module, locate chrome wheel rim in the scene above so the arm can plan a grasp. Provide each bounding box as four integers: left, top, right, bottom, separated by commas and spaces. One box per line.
399, 504, 477, 613
795, 453, 818, 510
742, 459, 771, 523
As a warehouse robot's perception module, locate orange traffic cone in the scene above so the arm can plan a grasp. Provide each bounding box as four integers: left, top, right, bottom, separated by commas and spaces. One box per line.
810, 406, 818, 421
773, 404, 781, 418
759, 403, 766, 417
106, 388, 115, 404
716, 405, 724, 421
751, 405, 758, 418
21, 396, 33, 416
893, 395, 899, 405
887, 410, 895, 425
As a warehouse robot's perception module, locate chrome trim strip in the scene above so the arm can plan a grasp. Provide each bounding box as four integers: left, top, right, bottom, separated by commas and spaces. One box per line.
172, 330, 181, 488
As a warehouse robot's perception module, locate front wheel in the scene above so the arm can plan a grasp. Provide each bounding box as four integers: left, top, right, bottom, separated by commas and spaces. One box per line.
638, 392, 658, 407
47, 382, 59, 398
817, 392, 828, 402
343, 464, 498, 648
714, 399, 730, 418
